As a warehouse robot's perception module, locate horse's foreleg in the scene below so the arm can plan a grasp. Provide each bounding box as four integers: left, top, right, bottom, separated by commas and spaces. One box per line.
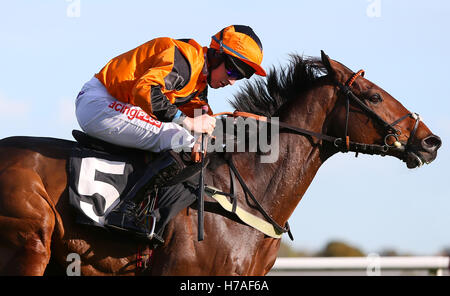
0, 168, 56, 276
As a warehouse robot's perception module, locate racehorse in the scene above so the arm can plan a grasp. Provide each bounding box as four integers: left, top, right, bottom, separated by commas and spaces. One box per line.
0, 51, 441, 275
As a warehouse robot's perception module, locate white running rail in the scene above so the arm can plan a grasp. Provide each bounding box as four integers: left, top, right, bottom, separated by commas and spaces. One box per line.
271, 256, 450, 276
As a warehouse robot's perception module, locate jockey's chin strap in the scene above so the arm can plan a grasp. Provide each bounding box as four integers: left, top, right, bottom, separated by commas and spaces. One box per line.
205, 69, 422, 240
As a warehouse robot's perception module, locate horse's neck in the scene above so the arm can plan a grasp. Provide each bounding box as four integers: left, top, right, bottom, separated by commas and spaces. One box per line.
231, 84, 335, 225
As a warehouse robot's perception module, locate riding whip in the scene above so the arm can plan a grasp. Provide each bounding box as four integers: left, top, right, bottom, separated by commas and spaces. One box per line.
197, 105, 209, 241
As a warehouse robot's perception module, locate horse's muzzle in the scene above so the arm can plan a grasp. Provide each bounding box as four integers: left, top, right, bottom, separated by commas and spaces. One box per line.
404, 134, 441, 168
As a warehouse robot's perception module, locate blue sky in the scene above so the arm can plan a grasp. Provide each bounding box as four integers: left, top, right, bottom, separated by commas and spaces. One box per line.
1, 0, 449, 255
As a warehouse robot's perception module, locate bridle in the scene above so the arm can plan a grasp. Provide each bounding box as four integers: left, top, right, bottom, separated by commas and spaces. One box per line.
207, 69, 423, 239
335, 70, 422, 159
216, 69, 421, 158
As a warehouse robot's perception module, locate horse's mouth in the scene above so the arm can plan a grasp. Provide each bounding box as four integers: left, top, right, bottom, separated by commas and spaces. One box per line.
403, 151, 435, 169
394, 134, 441, 169
403, 151, 424, 169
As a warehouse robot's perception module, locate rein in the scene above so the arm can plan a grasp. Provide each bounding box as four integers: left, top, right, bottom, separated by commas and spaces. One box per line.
206, 70, 422, 240
213, 70, 421, 157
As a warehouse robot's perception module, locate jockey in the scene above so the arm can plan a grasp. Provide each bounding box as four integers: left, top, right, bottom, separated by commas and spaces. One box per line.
75, 25, 266, 244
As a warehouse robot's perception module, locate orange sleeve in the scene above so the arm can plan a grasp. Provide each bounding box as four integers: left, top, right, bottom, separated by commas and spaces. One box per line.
131, 46, 175, 116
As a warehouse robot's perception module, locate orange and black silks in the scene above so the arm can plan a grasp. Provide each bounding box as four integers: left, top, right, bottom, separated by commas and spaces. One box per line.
95, 37, 213, 122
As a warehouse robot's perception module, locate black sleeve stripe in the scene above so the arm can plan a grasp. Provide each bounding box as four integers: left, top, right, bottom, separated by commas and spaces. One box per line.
164, 46, 191, 91
172, 91, 199, 107
150, 85, 179, 122
177, 38, 191, 43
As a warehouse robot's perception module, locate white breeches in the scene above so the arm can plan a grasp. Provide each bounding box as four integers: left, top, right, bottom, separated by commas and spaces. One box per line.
75, 77, 195, 152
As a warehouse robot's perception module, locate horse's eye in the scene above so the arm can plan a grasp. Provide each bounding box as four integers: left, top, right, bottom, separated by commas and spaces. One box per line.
369, 93, 383, 104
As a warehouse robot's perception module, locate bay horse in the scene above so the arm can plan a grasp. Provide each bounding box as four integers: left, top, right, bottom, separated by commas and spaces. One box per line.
0, 51, 441, 275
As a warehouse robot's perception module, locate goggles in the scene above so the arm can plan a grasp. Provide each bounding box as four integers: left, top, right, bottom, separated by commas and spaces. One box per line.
224, 55, 255, 80
225, 65, 244, 80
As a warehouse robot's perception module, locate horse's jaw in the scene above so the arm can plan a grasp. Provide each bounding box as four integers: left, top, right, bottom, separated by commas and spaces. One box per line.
402, 149, 438, 169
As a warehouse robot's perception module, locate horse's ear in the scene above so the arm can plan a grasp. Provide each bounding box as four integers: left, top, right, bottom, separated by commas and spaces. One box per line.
321, 50, 337, 77
320, 50, 347, 82
321, 50, 332, 70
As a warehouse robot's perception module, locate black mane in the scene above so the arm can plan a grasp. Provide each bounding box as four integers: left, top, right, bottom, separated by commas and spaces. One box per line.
230, 54, 328, 117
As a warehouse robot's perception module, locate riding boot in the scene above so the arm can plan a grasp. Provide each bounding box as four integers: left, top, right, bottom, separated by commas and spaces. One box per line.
104, 151, 185, 242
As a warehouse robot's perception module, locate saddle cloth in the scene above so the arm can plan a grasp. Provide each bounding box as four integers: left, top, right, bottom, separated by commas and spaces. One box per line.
68, 141, 148, 228
69, 130, 200, 231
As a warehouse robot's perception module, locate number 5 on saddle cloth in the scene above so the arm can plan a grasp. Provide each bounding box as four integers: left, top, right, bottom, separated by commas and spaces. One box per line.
68, 130, 200, 246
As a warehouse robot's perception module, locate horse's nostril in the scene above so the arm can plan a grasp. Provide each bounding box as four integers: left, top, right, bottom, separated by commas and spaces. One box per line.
422, 135, 442, 151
